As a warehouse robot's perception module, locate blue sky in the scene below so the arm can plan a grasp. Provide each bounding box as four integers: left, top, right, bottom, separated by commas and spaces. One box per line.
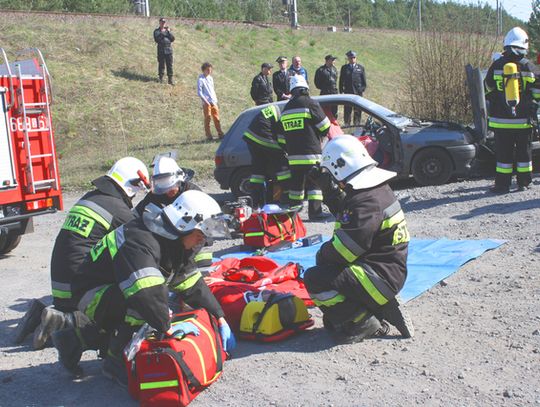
455, 0, 532, 22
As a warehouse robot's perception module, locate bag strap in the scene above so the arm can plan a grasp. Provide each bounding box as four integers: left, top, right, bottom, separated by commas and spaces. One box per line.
251, 293, 278, 335
163, 347, 202, 390
209, 315, 225, 369
251, 293, 294, 335
256, 215, 280, 240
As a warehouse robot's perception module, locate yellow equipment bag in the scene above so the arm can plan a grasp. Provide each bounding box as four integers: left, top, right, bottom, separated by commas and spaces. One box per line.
239, 292, 313, 342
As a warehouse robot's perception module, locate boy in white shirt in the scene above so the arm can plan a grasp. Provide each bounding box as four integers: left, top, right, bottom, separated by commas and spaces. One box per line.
197, 62, 224, 141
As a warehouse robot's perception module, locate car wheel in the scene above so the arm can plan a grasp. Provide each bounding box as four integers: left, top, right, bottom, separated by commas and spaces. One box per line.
230, 167, 253, 198
411, 148, 453, 186
0, 232, 22, 255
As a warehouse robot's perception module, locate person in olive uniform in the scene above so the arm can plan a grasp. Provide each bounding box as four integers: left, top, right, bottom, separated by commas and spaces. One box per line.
251, 63, 274, 105
314, 54, 339, 117
339, 50, 367, 126
153, 17, 175, 85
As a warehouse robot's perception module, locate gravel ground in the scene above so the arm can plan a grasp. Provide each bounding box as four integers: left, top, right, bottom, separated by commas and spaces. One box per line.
1, 175, 539, 407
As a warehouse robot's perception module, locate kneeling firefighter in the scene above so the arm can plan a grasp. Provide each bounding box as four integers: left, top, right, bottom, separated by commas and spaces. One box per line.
14, 157, 150, 349
304, 135, 414, 341
52, 190, 236, 384
135, 156, 211, 269
243, 103, 290, 207
134, 155, 201, 216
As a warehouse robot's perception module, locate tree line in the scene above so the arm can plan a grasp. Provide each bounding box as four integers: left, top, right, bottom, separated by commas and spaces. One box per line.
0, 0, 522, 34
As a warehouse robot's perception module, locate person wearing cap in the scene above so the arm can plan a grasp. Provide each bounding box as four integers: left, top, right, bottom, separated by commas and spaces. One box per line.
339, 50, 367, 126
304, 134, 413, 343
314, 54, 339, 117
273, 56, 291, 101
14, 158, 150, 350
52, 190, 235, 385
288, 56, 308, 83
197, 62, 225, 141
280, 75, 331, 221
251, 63, 274, 105
153, 17, 175, 85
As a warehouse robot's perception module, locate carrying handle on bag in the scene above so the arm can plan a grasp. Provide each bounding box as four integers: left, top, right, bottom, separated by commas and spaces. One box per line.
255, 214, 296, 241
163, 348, 202, 390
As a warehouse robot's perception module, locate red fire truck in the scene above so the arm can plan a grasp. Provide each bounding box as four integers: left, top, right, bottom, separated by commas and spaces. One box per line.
0, 48, 63, 255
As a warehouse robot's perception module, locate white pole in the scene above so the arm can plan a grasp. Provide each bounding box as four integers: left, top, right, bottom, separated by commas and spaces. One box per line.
418, 0, 422, 32
145, 0, 150, 17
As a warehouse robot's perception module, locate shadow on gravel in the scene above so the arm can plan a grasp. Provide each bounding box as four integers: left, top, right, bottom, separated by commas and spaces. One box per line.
231, 327, 336, 359
452, 198, 540, 220
400, 191, 488, 213
0, 359, 134, 406
111, 68, 156, 83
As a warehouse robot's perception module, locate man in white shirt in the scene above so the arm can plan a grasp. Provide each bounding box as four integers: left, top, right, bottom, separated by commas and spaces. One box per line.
197, 62, 224, 141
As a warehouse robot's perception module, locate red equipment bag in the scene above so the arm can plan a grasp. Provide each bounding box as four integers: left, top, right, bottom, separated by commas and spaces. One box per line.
127, 309, 226, 407
240, 212, 306, 248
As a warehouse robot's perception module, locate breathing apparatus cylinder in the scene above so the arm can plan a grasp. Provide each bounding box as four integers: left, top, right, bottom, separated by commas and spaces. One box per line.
503, 62, 520, 117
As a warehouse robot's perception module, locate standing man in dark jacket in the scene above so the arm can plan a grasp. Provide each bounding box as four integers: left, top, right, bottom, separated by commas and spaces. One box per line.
339, 50, 367, 126
280, 75, 331, 220
251, 63, 274, 105
243, 104, 290, 207
304, 135, 413, 343
484, 27, 540, 193
15, 158, 149, 349
314, 54, 339, 117
52, 191, 236, 384
273, 56, 291, 101
153, 17, 175, 85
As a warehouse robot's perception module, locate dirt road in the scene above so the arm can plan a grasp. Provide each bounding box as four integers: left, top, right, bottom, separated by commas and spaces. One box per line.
1, 177, 539, 406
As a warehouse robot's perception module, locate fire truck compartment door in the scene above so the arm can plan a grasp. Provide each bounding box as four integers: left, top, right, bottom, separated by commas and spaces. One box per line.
0, 90, 17, 189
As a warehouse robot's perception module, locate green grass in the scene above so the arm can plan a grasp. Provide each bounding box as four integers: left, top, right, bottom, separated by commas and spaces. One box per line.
0, 14, 415, 189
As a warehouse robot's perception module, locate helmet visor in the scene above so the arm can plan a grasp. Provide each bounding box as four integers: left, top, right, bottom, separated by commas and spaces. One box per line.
199, 215, 231, 238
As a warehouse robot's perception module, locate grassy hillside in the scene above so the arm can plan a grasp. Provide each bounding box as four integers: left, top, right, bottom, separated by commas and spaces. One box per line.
0, 13, 414, 188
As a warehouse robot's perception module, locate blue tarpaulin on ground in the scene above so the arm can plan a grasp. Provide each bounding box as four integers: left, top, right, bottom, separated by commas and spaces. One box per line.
219, 238, 504, 302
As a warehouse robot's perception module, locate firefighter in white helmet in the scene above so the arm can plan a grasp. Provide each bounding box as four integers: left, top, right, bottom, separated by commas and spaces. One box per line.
14, 157, 149, 349
135, 155, 200, 217
280, 74, 331, 220
485, 27, 540, 193
304, 135, 413, 342
52, 190, 235, 384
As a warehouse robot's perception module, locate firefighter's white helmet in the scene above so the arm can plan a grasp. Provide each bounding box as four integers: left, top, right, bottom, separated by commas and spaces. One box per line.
503, 27, 529, 50
106, 157, 150, 198
321, 134, 396, 190
162, 190, 230, 238
152, 156, 186, 195
289, 74, 309, 91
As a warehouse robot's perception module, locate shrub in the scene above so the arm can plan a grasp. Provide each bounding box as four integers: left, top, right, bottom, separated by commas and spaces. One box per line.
401, 29, 496, 124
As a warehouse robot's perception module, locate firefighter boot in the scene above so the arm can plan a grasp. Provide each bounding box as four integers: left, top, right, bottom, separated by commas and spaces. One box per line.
168, 76, 175, 86
52, 324, 106, 376
33, 306, 72, 350
13, 299, 46, 344
376, 297, 414, 338
323, 307, 384, 344
102, 325, 134, 388
158, 75, 164, 84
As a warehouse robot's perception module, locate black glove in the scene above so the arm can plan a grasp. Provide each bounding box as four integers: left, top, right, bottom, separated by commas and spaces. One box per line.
307, 165, 333, 193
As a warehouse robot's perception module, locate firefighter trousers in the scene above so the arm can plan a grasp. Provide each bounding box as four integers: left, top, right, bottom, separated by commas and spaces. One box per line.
288, 163, 322, 217
494, 128, 533, 188
247, 143, 291, 207
303, 263, 398, 326
77, 284, 144, 334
